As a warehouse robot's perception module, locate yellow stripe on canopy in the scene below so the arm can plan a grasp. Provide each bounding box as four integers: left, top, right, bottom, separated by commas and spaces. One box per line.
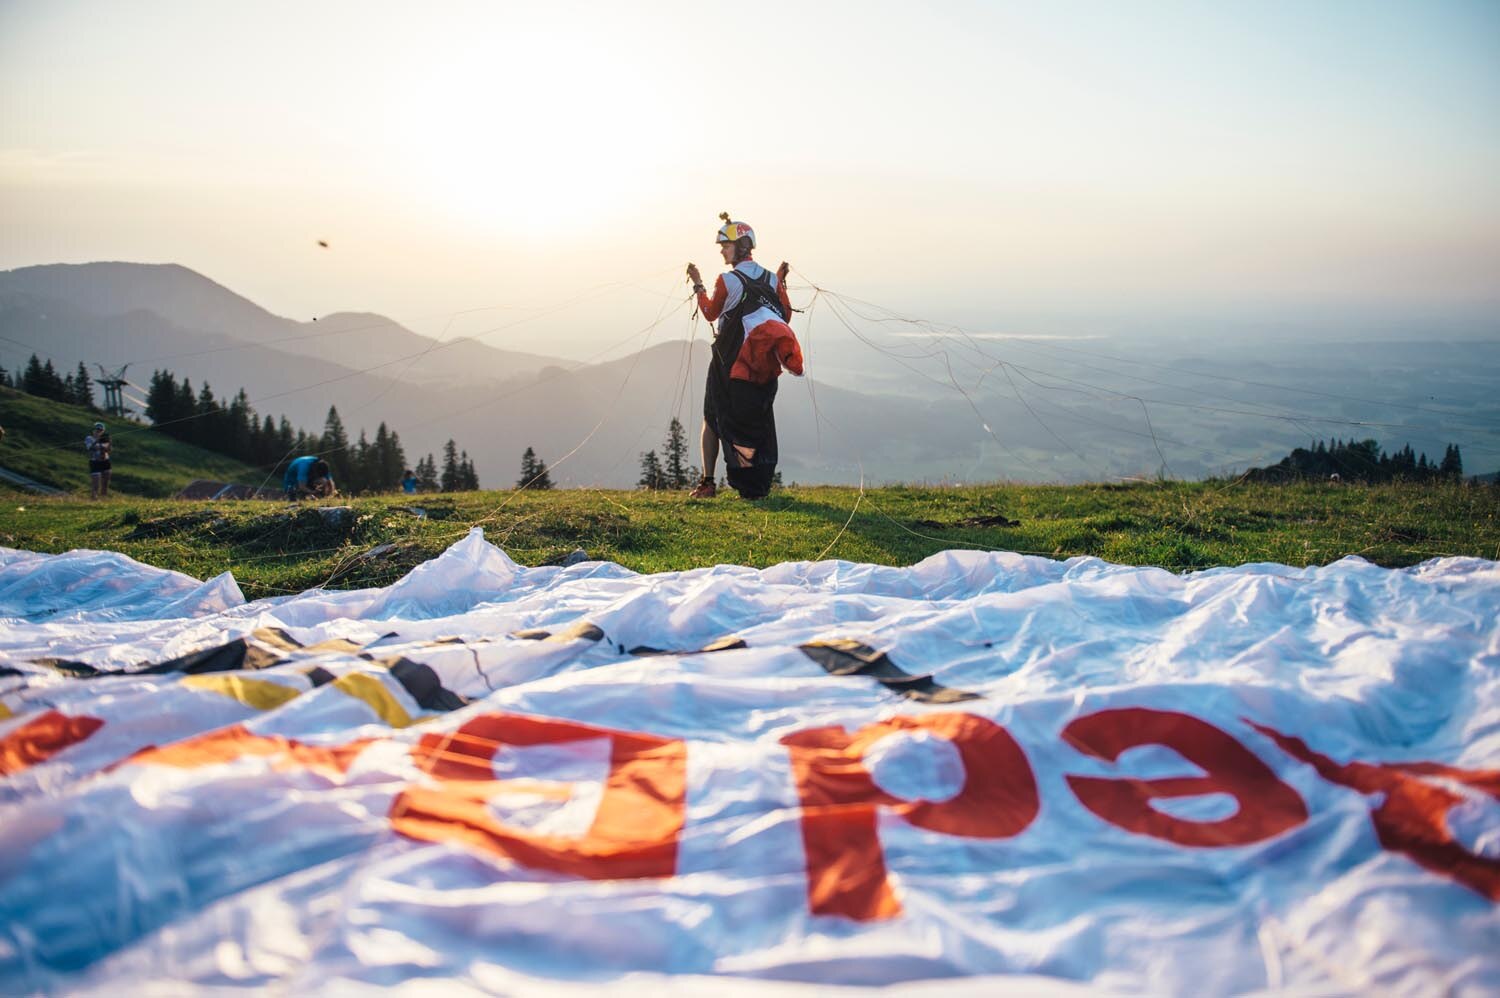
332, 673, 416, 728
181, 674, 304, 711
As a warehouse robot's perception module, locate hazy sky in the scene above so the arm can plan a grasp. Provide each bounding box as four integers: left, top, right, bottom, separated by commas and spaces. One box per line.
2, 0, 1497, 356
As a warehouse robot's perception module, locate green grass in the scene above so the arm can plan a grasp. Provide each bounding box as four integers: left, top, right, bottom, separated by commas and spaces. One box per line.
0, 386, 260, 497
3, 481, 1495, 601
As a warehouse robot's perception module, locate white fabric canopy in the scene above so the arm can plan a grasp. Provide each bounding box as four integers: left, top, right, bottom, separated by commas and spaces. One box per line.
2, 530, 1496, 994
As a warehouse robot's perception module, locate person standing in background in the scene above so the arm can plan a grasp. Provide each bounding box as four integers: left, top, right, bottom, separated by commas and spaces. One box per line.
85, 421, 112, 499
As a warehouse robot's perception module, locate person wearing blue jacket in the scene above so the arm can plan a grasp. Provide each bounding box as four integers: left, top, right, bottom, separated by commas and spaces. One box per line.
283, 456, 335, 500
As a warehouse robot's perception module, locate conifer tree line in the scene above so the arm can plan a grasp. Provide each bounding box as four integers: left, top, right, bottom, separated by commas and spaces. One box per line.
311, 405, 420, 494
638, 417, 695, 490
3, 355, 97, 409
8, 358, 1486, 491
1246, 438, 1466, 484
440, 439, 480, 491
2, 357, 487, 493
133, 366, 479, 493
413, 454, 440, 492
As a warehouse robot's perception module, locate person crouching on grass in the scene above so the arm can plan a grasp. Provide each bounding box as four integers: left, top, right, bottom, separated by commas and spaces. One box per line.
85, 421, 112, 499
282, 455, 336, 500
686, 213, 804, 500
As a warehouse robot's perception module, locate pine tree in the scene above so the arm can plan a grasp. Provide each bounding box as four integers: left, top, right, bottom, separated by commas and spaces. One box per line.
246, 413, 264, 465
516, 446, 553, 489
662, 417, 693, 489
72, 362, 95, 409
350, 429, 372, 493
376, 437, 391, 490
45, 360, 66, 400
277, 416, 296, 456
47, 361, 67, 400
320, 406, 350, 482
1347, 439, 1381, 478
145, 370, 178, 426
173, 377, 195, 441
396, 435, 410, 490
255, 414, 279, 465
442, 439, 461, 492
638, 450, 664, 490
22, 356, 69, 401
226, 389, 253, 461
457, 450, 478, 490
374, 423, 404, 491
390, 431, 408, 489
194, 383, 221, 448
21, 355, 43, 395
516, 446, 537, 489
417, 454, 440, 492
0, 364, 11, 388
1440, 444, 1463, 480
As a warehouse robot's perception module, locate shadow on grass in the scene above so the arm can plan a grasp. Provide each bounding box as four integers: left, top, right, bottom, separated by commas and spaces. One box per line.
753, 493, 1031, 563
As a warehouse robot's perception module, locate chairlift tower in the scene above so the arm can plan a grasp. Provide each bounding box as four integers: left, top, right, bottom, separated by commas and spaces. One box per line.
94, 363, 130, 418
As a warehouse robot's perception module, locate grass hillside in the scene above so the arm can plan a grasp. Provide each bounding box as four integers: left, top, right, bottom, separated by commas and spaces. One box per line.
2, 481, 1495, 601
0, 387, 260, 497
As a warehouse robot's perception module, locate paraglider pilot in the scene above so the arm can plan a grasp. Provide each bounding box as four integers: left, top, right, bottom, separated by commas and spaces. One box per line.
686, 213, 804, 500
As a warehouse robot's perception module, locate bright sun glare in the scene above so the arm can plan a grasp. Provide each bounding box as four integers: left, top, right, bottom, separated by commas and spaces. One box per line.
394, 35, 657, 237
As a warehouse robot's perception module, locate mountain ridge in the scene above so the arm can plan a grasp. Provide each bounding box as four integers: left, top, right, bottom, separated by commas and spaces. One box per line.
0, 262, 569, 385
7, 260, 1492, 487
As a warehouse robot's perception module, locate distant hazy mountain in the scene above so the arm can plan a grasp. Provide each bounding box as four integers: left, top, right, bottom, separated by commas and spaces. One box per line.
0, 288, 522, 432
0, 262, 1025, 486
0, 262, 565, 386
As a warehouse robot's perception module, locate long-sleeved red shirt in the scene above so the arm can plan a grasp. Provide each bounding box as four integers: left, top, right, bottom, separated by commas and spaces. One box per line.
696, 263, 793, 323
696, 262, 804, 384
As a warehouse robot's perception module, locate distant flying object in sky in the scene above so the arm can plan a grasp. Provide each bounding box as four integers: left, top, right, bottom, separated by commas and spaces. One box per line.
317, 240, 329, 248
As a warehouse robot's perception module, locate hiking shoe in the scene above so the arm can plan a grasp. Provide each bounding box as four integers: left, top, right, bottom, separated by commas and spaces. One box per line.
689, 478, 717, 499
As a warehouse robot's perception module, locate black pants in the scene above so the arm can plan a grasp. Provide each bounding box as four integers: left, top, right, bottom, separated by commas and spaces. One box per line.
705, 363, 779, 499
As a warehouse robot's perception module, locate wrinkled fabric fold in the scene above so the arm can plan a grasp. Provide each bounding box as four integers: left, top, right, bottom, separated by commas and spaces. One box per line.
1, 531, 1496, 994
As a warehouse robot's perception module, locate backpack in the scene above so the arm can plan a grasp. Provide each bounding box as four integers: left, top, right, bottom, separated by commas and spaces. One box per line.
727, 268, 789, 323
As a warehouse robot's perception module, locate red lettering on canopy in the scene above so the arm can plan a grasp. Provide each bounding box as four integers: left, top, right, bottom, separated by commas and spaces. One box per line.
781, 712, 1039, 921
1251, 721, 1500, 901
0, 710, 104, 776
125, 724, 373, 779
1063, 708, 1307, 846
391, 712, 688, 881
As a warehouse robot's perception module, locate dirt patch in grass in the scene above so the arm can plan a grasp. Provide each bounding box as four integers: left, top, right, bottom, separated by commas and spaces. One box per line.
1377, 523, 1432, 544
225, 507, 374, 553
533, 510, 630, 540
1091, 513, 1147, 532
124, 510, 220, 540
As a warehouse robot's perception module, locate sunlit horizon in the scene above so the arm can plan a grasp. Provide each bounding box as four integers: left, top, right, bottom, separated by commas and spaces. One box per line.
3, 0, 1498, 358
